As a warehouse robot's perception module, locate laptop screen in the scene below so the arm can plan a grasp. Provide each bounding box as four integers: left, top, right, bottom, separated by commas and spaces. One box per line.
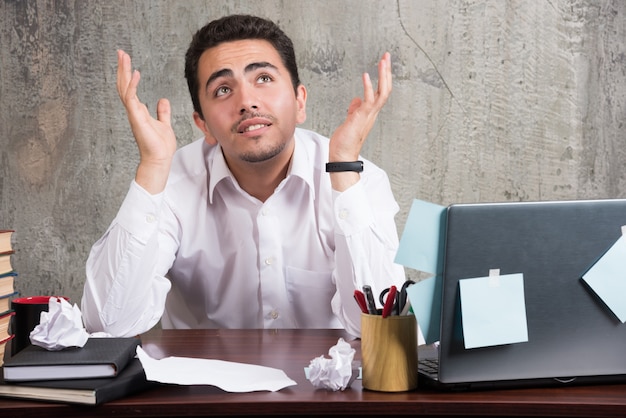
436, 199, 626, 387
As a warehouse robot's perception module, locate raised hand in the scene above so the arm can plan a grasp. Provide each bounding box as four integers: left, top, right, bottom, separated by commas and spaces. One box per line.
116, 50, 177, 194
329, 52, 392, 165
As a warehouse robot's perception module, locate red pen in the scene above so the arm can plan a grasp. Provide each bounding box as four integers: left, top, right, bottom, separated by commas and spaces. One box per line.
353, 290, 369, 314
382, 285, 397, 318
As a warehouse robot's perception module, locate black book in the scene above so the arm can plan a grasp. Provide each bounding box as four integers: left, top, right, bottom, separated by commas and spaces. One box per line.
0, 358, 158, 405
2, 337, 140, 381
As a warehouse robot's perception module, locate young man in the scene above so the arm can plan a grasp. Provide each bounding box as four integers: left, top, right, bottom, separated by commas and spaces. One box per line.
81, 14, 406, 338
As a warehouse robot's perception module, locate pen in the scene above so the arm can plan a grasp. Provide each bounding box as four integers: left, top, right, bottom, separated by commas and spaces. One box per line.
382, 285, 397, 318
353, 290, 369, 314
362, 285, 378, 315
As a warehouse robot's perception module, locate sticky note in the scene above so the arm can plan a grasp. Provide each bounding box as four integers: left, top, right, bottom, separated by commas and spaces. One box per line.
405, 275, 442, 345
582, 232, 626, 322
394, 199, 446, 276
458, 271, 528, 349
395, 199, 446, 345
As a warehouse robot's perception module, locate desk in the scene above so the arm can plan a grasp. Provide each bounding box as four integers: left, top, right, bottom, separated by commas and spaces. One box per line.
1, 328, 625, 417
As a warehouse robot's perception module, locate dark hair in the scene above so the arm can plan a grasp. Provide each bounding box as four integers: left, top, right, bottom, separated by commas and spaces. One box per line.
184, 14, 301, 119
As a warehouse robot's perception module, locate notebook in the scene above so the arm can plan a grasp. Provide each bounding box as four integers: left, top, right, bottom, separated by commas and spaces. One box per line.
0, 358, 157, 405
3, 337, 141, 381
418, 198, 626, 391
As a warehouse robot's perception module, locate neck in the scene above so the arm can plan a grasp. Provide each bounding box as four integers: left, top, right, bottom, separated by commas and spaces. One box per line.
226, 145, 294, 202
238, 162, 290, 202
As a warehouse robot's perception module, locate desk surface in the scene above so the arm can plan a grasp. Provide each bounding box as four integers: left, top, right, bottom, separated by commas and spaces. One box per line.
1, 328, 626, 417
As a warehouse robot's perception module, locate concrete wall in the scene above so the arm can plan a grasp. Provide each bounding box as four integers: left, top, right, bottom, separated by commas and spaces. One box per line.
1, 0, 625, 305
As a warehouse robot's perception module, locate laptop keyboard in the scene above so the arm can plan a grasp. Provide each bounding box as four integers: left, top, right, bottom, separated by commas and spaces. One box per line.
418, 358, 439, 375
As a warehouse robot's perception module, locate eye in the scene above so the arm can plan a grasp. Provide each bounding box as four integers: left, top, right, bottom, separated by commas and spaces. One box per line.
215, 85, 231, 97
257, 74, 273, 84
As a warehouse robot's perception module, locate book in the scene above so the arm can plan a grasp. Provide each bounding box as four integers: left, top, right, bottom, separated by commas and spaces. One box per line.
0, 310, 14, 342
0, 230, 13, 254
0, 357, 157, 405
0, 335, 15, 367
0, 252, 14, 276
0, 290, 18, 315
0, 311, 16, 367
0, 272, 16, 297
2, 337, 141, 382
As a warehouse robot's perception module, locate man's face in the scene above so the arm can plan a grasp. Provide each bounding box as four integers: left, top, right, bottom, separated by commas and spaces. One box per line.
193, 39, 307, 166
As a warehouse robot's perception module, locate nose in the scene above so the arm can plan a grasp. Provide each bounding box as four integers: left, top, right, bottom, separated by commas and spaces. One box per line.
240, 105, 258, 115
237, 83, 259, 115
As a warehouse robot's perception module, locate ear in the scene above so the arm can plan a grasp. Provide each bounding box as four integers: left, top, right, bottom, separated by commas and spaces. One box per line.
193, 111, 218, 145
295, 84, 307, 125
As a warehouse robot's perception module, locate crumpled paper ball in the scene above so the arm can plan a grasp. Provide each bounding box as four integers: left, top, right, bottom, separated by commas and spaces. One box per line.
29, 297, 90, 350
307, 337, 360, 391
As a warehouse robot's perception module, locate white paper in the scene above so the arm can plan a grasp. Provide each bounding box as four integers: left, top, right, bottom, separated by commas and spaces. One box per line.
30, 297, 89, 350
307, 338, 358, 391
136, 346, 296, 392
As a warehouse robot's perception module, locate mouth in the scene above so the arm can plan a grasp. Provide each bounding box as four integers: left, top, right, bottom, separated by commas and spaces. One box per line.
241, 123, 268, 133
236, 116, 273, 135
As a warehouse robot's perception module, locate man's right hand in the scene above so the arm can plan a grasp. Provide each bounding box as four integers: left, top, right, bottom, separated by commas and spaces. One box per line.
117, 49, 177, 194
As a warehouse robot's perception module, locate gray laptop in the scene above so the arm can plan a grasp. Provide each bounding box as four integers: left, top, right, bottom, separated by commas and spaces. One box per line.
418, 198, 626, 391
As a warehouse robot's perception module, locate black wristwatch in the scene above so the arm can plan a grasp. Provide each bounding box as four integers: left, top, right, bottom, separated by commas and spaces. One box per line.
325, 161, 364, 173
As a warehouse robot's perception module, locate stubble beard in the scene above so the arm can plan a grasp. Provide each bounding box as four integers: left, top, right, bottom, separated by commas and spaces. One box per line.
239, 139, 287, 163
236, 113, 287, 163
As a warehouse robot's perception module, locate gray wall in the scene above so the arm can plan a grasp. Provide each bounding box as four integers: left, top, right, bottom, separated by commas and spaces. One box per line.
1, 0, 625, 306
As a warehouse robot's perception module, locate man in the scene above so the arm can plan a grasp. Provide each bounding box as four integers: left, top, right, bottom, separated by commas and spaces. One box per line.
81, 14, 406, 338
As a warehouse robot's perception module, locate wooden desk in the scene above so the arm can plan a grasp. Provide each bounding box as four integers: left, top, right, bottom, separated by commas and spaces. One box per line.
1, 328, 625, 417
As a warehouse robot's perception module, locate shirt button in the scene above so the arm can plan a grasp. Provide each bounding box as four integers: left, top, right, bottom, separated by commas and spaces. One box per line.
146, 214, 157, 223
339, 209, 349, 220
265, 257, 274, 265
271, 310, 279, 319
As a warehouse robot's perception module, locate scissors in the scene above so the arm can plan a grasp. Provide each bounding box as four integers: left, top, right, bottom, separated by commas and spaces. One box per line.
379, 279, 415, 316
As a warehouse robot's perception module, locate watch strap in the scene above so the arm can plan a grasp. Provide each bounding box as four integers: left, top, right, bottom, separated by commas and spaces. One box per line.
325, 161, 364, 173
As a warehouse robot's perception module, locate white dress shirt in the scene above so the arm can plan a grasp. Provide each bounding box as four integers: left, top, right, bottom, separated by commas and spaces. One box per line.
81, 127, 406, 338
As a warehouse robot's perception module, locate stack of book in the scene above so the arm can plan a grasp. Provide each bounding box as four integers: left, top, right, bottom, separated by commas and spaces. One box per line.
0, 230, 157, 405
0, 337, 156, 405
0, 230, 18, 365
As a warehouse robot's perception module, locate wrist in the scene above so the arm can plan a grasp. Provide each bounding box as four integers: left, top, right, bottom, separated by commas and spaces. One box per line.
135, 161, 171, 195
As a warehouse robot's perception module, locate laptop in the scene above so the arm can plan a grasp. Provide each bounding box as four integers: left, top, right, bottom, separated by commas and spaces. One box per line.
418, 198, 626, 391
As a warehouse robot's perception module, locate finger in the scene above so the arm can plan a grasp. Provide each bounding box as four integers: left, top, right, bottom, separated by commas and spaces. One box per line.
376, 52, 392, 102
117, 50, 143, 111
116, 50, 132, 100
362, 72, 374, 104
156, 98, 172, 127
127, 69, 141, 103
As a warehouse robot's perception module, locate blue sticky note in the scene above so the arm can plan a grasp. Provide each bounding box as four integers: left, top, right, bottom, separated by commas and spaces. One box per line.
395, 199, 446, 276
582, 234, 626, 322
458, 272, 528, 349
405, 275, 442, 344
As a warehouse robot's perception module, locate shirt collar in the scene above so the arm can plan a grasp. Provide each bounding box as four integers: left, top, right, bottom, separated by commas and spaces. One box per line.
207, 129, 316, 203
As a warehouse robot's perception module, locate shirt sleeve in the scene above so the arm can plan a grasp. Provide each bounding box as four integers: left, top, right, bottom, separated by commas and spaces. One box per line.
329, 167, 407, 337
81, 181, 175, 337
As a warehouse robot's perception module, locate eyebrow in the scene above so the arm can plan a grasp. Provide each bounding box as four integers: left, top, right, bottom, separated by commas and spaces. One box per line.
205, 61, 279, 91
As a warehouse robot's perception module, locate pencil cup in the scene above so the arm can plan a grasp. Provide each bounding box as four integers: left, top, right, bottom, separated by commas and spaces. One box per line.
360, 313, 418, 392
10, 296, 69, 356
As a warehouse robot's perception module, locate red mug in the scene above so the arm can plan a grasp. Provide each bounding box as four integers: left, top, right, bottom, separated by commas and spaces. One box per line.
10, 296, 69, 356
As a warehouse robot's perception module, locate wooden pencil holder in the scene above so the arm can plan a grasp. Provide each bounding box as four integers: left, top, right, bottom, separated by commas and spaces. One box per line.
360, 313, 418, 392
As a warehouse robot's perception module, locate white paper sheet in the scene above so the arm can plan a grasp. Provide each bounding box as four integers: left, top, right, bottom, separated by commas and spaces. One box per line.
136, 346, 297, 392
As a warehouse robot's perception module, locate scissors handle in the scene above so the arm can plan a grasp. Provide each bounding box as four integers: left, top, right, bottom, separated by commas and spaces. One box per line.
382, 285, 397, 318
353, 290, 368, 314
397, 279, 416, 314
